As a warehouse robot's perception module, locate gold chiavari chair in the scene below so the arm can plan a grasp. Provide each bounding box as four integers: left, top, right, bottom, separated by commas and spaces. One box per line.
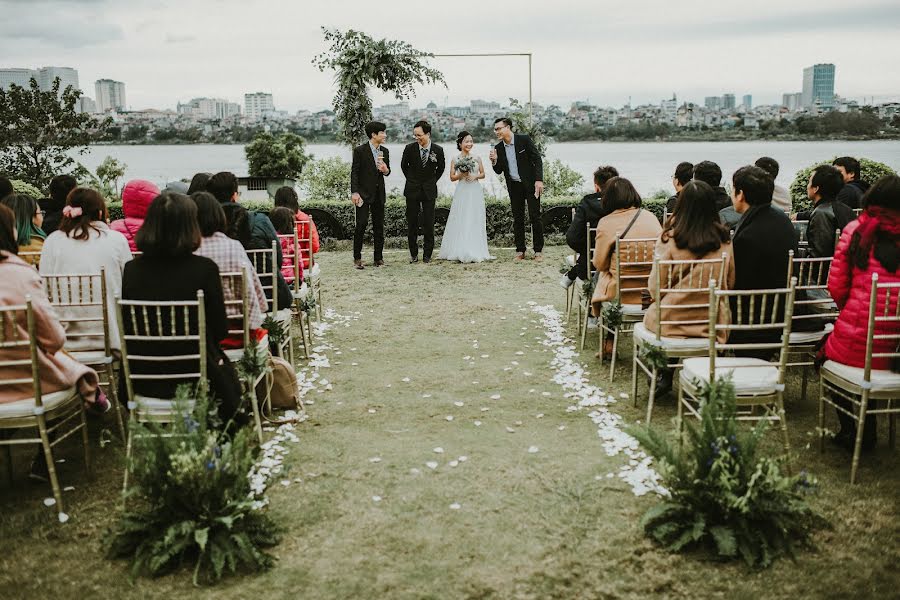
246, 241, 294, 367
296, 215, 323, 321
277, 231, 311, 360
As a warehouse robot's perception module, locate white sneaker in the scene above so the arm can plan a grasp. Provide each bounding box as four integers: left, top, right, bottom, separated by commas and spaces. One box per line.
587, 316, 598, 330
559, 275, 575, 289
565, 255, 577, 268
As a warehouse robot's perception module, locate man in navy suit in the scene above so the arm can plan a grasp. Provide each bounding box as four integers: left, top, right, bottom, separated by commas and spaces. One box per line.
490, 117, 544, 261
400, 120, 445, 263
350, 121, 391, 269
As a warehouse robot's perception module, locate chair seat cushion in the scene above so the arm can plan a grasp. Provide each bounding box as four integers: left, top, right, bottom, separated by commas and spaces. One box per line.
224, 334, 270, 362
69, 350, 113, 365
307, 264, 320, 280
292, 282, 310, 299
273, 308, 292, 326
621, 303, 645, 316
789, 322, 834, 345
0, 387, 80, 419
821, 361, 900, 392
681, 357, 779, 396
133, 394, 196, 417
634, 322, 709, 351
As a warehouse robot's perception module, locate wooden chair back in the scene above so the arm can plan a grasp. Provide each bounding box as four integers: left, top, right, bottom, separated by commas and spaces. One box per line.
652, 254, 728, 340
277, 230, 303, 294
220, 268, 250, 347
41, 269, 111, 355
245, 241, 278, 314
296, 215, 316, 270
613, 236, 657, 307
786, 251, 838, 323
0, 299, 42, 404
864, 274, 900, 381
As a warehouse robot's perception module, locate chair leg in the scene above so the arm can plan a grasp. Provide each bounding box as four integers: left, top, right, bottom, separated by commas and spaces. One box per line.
106, 364, 127, 442
579, 309, 590, 352
646, 367, 658, 425
37, 416, 65, 515
676, 382, 685, 449
3, 444, 13, 486
850, 392, 869, 484
298, 312, 310, 359
817, 377, 826, 453
122, 429, 133, 503
776, 395, 791, 473
249, 374, 266, 443
631, 339, 639, 405
800, 363, 809, 404
79, 405, 91, 477
890, 411, 896, 450
608, 329, 619, 381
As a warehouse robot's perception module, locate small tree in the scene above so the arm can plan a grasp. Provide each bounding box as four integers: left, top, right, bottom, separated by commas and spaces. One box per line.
508, 98, 548, 156
0, 78, 109, 189
312, 28, 445, 146
542, 159, 585, 196
298, 156, 351, 201
95, 156, 127, 199
245, 132, 311, 180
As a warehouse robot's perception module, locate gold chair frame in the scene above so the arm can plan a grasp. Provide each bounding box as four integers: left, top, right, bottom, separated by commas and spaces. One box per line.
0, 297, 91, 517
246, 241, 295, 367
576, 222, 598, 351
296, 215, 323, 322
277, 230, 312, 360
818, 274, 900, 484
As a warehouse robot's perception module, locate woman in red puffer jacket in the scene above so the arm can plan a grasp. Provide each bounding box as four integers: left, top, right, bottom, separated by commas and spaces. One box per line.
824, 174, 900, 451
110, 179, 160, 251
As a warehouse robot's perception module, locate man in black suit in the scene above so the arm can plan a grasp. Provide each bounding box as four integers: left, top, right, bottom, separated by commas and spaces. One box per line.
490, 117, 544, 261
350, 121, 391, 269
562, 165, 619, 288
400, 120, 445, 263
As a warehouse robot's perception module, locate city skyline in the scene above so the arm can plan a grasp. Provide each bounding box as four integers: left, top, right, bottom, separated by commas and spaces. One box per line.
1, 0, 899, 112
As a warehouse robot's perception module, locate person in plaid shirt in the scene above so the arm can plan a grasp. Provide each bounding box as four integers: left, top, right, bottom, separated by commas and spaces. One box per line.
192, 192, 267, 332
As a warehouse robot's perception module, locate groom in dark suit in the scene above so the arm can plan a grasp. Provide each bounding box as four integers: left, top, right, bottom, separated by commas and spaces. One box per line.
350, 121, 390, 269
400, 120, 446, 263
490, 117, 544, 261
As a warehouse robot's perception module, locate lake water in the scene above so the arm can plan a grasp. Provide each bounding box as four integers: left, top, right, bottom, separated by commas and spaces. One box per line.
74, 140, 900, 198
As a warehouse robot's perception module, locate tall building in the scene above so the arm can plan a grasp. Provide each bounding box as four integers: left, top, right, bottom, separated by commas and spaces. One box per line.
782, 92, 803, 111
244, 92, 274, 120
38, 67, 79, 94
95, 79, 126, 112
722, 94, 736, 110
177, 97, 241, 119
802, 63, 835, 109
704, 96, 722, 110
470, 99, 501, 115
660, 94, 678, 125
742, 94, 752, 109
76, 96, 97, 114
0, 68, 35, 90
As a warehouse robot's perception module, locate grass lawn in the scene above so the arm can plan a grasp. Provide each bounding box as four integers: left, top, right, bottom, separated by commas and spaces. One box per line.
1, 244, 898, 599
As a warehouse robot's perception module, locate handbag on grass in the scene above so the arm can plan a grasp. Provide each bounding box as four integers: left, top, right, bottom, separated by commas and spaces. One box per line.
255, 355, 303, 422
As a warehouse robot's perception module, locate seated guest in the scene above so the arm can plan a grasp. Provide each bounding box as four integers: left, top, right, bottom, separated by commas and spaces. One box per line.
41, 175, 77, 235
0, 204, 102, 479
693, 161, 731, 211
729, 165, 797, 347
665, 161, 693, 215
561, 165, 618, 289
755, 157, 791, 213
643, 181, 736, 396
38, 187, 132, 350
590, 177, 662, 317
273, 186, 320, 270
109, 179, 160, 252
269, 206, 304, 285
824, 175, 900, 451
0, 176, 13, 201
187, 172, 212, 195
192, 192, 268, 337
121, 192, 244, 424
832, 156, 869, 210
1, 193, 47, 265
805, 165, 855, 259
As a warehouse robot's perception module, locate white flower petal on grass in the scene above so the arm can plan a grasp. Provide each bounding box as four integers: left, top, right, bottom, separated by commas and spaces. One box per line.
449, 460, 459, 467
426, 461, 439, 470
619, 393, 628, 399
63, 486, 75, 492
372, 495, 382, 502
449, 502, 461, 510
57, 512, 69, 524
528, 446, 539, 454
511, 361, 519, 366
433, 447, 444, 454
490, 394, 501, 400
481, 407, 490, 412
558, 425, 567, 431
542, 392, 552, 397
423, 394, 433, 398
401, 377, 411, 383
454, 401, 464, 407
535, 413, 544, 419
280, 480, 291, 487
481, 354, 489, 358
368, 409, 377, 414
445, 415, 454, 421
410, 468, 421, 475
369, 457, 382, 463
515, 421, 523, 426
351, 362, 359, 366
458, 455, 468, 462
506, 427, 516, 433
524, 371, 533, 376
474, 421, 482, 426
43, 498, 56, 507
472, 381, 479, 384
515, 351, 524, 356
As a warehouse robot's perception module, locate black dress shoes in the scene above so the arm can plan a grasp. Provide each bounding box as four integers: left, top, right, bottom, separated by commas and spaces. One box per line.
423, 257, 432, 264
354, 260, 364, 270
409, 256, 418, 263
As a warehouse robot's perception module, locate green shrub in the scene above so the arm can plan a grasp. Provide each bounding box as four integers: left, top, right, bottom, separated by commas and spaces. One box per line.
543, 159, 586, 196
627, 377, 826, 568
298, 156, 351, 202
11, 179, 42, 198
789, 157, 895, 213
105, 385, 281, 584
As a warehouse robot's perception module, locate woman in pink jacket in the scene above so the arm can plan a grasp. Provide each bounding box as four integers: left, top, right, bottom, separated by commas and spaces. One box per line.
0, 204, 101, 481
109, 179, 160, 252
824, 174, 900, 451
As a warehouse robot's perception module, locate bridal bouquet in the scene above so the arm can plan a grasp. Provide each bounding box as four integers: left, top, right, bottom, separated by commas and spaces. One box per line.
455, 155, 478, 174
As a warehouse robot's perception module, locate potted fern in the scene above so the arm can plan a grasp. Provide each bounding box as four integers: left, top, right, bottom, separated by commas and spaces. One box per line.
628, 377, 827, 567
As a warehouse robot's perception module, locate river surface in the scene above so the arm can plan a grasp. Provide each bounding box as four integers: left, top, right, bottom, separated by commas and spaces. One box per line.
74, 140, 900, 198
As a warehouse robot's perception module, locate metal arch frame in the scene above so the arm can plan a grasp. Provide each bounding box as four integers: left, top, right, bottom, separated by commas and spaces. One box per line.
431, 53, 533, 125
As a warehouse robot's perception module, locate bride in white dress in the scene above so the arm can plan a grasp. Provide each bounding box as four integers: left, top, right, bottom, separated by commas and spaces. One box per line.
438, 131, 495, 263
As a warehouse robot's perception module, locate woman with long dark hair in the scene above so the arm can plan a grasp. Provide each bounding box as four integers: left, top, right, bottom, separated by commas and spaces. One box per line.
823, 174, 900, 451
0, 193, 46, 265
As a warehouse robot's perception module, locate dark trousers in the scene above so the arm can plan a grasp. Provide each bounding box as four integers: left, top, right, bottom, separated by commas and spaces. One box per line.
567, 252, 589, 281
405, 191, 435, 259
508, 180, 543, 253
354, 201, 384, 261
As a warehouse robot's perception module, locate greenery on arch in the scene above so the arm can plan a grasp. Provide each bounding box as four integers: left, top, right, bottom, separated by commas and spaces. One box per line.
312, 28, 446, 147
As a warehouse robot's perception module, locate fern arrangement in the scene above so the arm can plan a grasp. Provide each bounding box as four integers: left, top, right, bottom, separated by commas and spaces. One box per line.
260, 314, 286, 348
600, 301, 623, 330
627, 377, 826, 567
298, 289, 317, 314
106, 385, 281, 584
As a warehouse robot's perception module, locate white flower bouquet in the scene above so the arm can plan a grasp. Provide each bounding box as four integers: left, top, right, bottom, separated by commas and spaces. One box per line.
455, 155, 478, 174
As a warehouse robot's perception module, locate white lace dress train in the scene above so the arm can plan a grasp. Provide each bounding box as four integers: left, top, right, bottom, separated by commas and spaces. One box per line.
438, 178, 494, 263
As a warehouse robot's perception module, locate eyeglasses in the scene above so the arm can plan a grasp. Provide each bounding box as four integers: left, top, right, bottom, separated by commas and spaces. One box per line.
493, 125, 508, 132
36, 210, 46, 217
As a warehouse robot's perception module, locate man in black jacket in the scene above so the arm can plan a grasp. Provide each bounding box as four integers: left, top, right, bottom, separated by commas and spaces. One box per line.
805, 165, 854, 259
832, 156, 869, 210
730, 165, 798, 348
693, 160, 731, 211
400, 120, 445, 263
665, 161, 693, 215
350, 121, 391, 269
561, 165, 619, 288
490, 117, 544, 261
41, 175, 76, 235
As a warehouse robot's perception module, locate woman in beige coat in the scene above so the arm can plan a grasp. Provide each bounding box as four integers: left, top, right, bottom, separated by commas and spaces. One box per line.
590, 177, 662, 316
642, 180, 736, 397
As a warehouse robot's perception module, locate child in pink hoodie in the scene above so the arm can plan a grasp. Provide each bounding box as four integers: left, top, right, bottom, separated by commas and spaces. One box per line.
109, 179, 160, 251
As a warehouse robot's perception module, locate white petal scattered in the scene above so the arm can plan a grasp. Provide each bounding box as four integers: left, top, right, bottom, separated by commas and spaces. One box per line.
368, 409, 377, 414
401, 377, 411, 383
481, 407, 490, 412
490, 394, 501, 400
558, 425, 567, 431
481, 354, 489, 358
43, 497, 56, 507
515, 351, 524, 355
57, 512, 69, 523
372, 495, 382, 502
63, 485, 75, 492
515, 420, 523, 426
619, 393, 628, 399
535, 413, 544, 419
426, 461, 439, 470
369, 457, 382, 463
506, 427, 516, 433
433, 447, 444, 454
423, 393, 432, 398
453, 401, 464, 407
449, 460, 459, 467
445, 415, 454, 421
280, 479, 291, 487
449, 502, 461, 510
542, 392, 552, 397
528, 446, 540, 454
474, 420, 482, 426
472, 381, 479, 384
351, 362, 359, 366
524, 371, 532, 376
410, 468, 421, 475
458, 455, 468, 462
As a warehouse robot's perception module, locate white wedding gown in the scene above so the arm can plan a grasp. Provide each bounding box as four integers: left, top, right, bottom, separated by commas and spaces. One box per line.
438, 156, 495, 263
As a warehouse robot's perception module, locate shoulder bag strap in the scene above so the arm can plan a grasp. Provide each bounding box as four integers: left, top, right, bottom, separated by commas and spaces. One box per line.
619, 208, 642, 239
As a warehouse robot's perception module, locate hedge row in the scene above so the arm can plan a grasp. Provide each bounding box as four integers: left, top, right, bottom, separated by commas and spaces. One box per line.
106, 196, 668, 242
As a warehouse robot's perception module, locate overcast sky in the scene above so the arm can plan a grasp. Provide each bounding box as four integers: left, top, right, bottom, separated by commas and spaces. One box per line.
1, 0, 899, 112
